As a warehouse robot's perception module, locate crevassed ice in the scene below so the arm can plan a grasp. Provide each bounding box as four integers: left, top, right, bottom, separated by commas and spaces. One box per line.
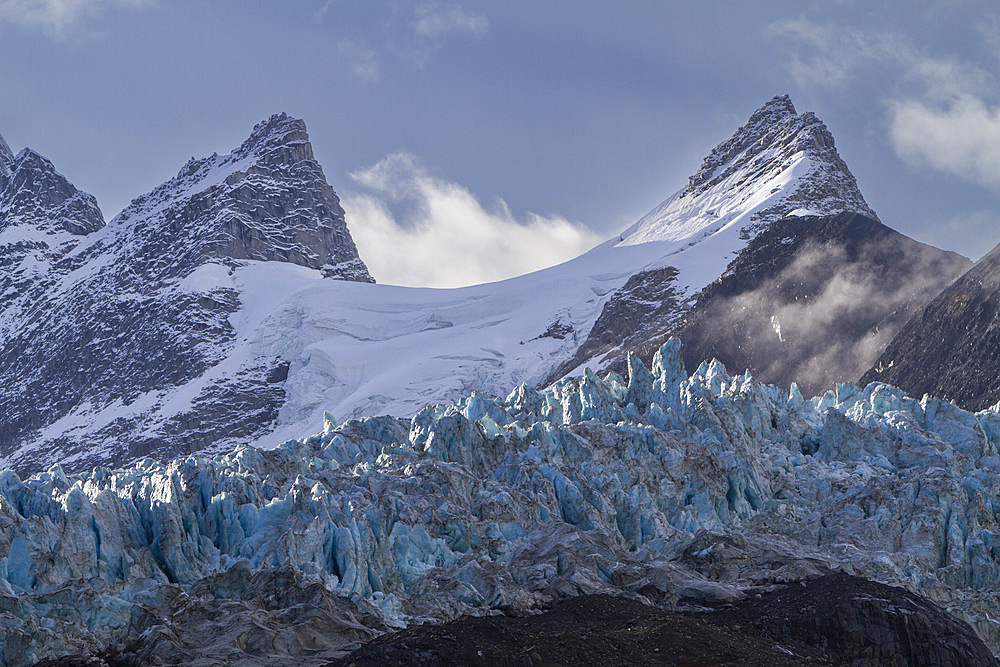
2, 338, 1000, 663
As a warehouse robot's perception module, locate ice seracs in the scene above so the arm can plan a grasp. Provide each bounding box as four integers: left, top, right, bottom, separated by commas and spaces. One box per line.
3, 340, 1000, 663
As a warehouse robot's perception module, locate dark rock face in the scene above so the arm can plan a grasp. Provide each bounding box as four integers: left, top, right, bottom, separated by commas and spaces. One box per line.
0, 114, 374, 475
0, 132, 14, 169
0, 145, 108, 362
569, 213, 970, 398
115, 113, 373, 283
722, 573, 999, 667
0, 150, 104, 235
546, 267, 683, 384
335, 575, 998, 666
676, 213, 971, 396
861, 242, 1000, 411
335, 594, 830, 666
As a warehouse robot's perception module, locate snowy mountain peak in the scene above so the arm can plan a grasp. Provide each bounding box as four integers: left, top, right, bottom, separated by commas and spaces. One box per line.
619, 95, 877, 246
0, 131, 13, 172
110, 112, 373, 282
233, 112, 313, 161
683, 94, 798, 196
0, 113, 375, 475
0, 146, 105, 235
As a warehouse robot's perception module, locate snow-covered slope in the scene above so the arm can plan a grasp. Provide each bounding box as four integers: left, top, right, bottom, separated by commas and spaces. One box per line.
617, 94, 876, 247
0, 115, 372, 474
0, 97, 965, 474
3, 341, 1000, 663
0, 140, 106, 347
193, 95, 900, 449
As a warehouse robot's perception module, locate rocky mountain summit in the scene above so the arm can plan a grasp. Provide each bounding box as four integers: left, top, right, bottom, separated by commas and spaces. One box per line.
113, 113, 372, 282
0, 97, 971, 480
3, 340, 1000, 664
553, 98, 971, 393
0, 148, 104, 236
0, 115, 373, 475
0, 132, 15, 169
862, 241, 1000, 411
0, 133, 108, 372
618, 94, 876, 247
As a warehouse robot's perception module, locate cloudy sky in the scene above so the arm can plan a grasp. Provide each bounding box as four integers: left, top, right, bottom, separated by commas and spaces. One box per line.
0, 0, 997, 286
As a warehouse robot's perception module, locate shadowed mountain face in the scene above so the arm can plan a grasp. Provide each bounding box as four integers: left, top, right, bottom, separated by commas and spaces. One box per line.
675, 212, 971, 396
861, 242, 1000, 411
560, 213, 971, 397
0, 115, 373, 475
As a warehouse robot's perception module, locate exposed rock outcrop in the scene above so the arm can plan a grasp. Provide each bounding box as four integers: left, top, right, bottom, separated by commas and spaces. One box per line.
862, 241, 1000, 411
0, 114, 373, 475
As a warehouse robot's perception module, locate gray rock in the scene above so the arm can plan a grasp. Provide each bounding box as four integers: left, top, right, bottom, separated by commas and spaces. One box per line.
0, 132, 14, 172
862, 240, 1000, 411
0, 114, 373, 475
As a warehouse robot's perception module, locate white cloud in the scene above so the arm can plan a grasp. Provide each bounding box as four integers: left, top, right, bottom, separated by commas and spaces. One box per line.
343, 153, 601, 288
769, 19, 878, 91
414, 4, 486, 40
0, 0, 152, 36
771, 18, 992, 100
773, 18, 1000, 191
338, 40, 379, 81
890, 95, 1000, 190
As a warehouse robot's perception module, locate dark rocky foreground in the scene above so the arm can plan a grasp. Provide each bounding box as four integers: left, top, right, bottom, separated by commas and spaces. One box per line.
334, 574, 997, 667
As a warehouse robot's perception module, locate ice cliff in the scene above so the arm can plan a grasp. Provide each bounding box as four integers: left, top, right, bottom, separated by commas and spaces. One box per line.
3, 340, 1000, 664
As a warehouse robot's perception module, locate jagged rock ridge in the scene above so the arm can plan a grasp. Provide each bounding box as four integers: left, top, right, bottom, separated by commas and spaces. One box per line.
0, 132, 14, 171
0, 140, 107, 350
3, 341, 1000, 663
114, 113, 373, 282
618, 94, 877, 247
0, 114, 373, 475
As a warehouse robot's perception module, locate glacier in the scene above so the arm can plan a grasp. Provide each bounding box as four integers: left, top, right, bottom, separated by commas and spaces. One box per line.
3, 96, 922, 476
3, 339, 1000, 664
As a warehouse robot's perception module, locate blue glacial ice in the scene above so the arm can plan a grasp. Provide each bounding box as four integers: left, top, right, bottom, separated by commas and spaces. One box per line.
3, 338, 1000, 663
